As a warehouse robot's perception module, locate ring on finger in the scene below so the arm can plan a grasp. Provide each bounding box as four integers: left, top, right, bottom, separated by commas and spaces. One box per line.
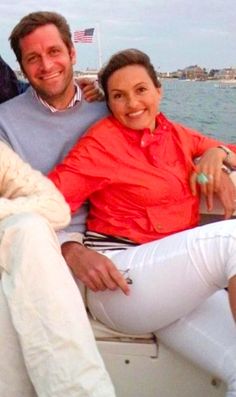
197, 172, 209, 184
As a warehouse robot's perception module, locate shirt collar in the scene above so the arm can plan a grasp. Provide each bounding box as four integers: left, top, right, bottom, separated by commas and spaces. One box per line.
110, 113, 172, 147
34, 83, 82, 113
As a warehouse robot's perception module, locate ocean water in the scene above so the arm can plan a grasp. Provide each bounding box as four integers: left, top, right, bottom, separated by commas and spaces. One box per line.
160, 79, 236, 143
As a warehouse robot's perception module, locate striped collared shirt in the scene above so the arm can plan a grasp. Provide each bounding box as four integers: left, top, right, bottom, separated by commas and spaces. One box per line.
34, 83, 82, 112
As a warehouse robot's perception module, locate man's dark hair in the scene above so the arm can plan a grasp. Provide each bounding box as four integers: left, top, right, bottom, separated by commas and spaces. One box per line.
9, 11, 73, 66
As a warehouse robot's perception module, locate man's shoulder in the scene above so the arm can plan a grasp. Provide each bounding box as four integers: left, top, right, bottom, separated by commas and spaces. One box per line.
75, 99, 109, 130
79, 98, 107, 115
0, 86, 32, 112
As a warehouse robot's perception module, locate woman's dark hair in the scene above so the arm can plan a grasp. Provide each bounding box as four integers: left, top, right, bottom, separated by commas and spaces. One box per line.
98, 48, 161, 100
9, 11, 73, 66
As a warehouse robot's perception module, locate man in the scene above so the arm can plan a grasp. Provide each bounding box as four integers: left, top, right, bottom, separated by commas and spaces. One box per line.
0, 10, 129, 397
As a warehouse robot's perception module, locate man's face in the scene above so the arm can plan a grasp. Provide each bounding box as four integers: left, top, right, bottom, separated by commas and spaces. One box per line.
20, 23, 76, 109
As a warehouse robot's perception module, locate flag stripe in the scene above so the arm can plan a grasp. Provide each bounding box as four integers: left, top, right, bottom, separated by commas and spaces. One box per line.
74, 28, 94, 43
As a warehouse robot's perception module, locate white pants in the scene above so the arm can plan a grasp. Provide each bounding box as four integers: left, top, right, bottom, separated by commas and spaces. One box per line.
0, 213, 115, 397
87, 220, 236, 396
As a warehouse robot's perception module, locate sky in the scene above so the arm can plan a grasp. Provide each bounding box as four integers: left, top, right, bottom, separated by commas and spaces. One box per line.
1, 0, 235, 73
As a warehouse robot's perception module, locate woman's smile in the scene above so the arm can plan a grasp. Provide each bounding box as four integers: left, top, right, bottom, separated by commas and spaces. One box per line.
107, 64, 162, 132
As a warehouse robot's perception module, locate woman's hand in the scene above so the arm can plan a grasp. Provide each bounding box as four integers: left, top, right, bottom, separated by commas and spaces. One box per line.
190, 147, 236, 218
75, 77, 104, 102
61, 241, 130, 295
190, 147, 227, 198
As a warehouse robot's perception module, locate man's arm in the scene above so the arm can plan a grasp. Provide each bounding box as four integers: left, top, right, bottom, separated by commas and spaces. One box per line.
61, 241, 130, 295
0, 56, 20, 103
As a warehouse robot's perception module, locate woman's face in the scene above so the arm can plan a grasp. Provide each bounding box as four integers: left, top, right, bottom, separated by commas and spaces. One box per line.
107, 65, 162, 132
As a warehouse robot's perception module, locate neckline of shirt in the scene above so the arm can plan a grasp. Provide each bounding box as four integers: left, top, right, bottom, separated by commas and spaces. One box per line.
109, 112, 171, 143
34, 83, 82, 113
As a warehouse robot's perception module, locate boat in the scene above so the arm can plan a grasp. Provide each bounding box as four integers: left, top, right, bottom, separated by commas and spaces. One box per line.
216, 79, 236, 89
83, 175, 236, 397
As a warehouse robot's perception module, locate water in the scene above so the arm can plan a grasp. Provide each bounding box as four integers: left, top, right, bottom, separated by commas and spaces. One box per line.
160, 79, 236, 143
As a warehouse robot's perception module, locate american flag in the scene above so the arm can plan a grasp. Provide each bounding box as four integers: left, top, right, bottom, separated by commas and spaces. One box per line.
73, 28, 94, 43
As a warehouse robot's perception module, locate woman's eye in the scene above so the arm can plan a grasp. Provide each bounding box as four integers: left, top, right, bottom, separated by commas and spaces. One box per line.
113, 93, 122, 99
137, 86, 147, 93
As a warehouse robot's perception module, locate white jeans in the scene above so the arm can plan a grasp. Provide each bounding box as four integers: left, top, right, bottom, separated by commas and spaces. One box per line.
0, 213, 115, 397
87, 220, 236, 396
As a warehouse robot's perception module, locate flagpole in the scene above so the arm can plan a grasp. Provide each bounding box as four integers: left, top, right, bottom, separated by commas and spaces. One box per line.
96, 23, 102, 70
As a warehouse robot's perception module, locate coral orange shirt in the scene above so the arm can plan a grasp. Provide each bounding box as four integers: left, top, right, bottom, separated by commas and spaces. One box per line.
49, 113, 231, 243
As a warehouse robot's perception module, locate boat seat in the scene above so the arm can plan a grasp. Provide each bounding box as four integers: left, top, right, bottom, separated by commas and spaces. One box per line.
89, 312, 155, 343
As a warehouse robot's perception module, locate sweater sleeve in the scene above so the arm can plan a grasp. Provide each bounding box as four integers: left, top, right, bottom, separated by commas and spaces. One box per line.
0, 142, 71, 230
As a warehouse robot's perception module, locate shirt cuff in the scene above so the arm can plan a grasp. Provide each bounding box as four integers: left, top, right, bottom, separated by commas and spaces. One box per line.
56, 230, 84, 245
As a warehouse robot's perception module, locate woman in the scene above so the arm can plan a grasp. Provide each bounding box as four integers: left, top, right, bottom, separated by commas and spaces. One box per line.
0, 140, 70, 228
49, 49, 236, 396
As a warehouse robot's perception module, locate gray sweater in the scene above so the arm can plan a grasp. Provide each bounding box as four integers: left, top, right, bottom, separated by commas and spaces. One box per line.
0, 86, 108, 233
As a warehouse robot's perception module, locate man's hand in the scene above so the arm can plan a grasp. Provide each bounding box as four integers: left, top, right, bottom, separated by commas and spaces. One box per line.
76, 77, 104, 102
61, 241, 130, 295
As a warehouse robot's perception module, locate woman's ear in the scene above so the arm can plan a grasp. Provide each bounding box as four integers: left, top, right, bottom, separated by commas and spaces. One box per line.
157, 86, 163, 99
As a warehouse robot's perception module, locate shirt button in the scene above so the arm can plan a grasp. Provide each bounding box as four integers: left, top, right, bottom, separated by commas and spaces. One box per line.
156, 224, 163, 230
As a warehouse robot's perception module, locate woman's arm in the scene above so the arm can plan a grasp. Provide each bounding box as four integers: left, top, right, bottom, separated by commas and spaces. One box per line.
0, 142, 70, 230
190, 145, 236, 218
176, 122, 236, 218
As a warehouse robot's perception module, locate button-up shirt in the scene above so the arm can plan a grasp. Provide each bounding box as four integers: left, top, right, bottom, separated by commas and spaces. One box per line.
35, 84, 81, 112
49, 113, 232, 243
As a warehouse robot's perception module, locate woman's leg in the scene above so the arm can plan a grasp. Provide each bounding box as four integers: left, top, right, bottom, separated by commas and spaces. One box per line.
88, 220, 236, 333
87, 220, 236, 396
0, 213, 115, 397
157, 291, 236, 397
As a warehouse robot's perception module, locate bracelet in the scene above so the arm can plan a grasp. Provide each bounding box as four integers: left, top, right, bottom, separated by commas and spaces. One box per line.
221, 164, 231, 175
217, 145, 233, 167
